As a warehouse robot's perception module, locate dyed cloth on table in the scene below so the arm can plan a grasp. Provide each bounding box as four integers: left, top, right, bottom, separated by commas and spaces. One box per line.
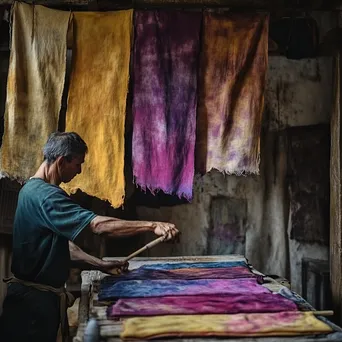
0, 3, 70, 181
102, 266, 258, 284
196, 12, 269, 175
140, 261, 247, 270
132, 11, 202, 200
62, 11, 132, 208
120, 312, 332, 340
99, 278, 268, 301
108, 293, 298, 317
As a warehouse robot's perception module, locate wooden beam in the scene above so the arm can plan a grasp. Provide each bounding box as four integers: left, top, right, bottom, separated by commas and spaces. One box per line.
330, 51, 342, 327
0, 0, 340, 10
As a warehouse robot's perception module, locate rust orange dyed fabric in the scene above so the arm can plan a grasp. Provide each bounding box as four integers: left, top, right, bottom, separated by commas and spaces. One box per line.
196, 12, 269, 175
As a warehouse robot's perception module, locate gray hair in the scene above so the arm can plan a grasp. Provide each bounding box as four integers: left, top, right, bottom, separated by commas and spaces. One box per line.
43, 132, 88, 164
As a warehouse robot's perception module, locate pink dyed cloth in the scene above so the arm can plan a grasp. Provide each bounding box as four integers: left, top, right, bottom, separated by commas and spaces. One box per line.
132, 11, 202, 200
108, 293, 298, 317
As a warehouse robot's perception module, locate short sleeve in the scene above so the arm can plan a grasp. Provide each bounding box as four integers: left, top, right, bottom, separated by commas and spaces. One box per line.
40, 189, 97, 241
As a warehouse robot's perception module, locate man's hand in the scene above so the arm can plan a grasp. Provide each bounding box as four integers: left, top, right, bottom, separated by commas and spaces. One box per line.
153, 222, 179, 241
99, 260, 129, 275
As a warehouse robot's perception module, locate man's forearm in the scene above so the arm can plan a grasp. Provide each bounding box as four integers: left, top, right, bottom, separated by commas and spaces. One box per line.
90, 216, 155, 238
69, 241, 103, 268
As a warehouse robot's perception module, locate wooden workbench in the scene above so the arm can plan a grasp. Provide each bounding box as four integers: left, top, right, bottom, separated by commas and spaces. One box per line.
73, 255, 342, 342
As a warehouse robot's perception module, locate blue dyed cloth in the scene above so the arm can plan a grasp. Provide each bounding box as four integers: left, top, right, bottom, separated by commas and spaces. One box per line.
140, 261, 247, 270
99, 278, 268, 301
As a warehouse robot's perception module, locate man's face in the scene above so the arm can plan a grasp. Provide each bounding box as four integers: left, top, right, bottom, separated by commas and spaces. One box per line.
61, 154, 85, 183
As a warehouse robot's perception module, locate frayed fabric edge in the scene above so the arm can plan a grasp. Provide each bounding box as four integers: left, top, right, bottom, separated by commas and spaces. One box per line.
0, 171, 27, 185
62, 185, 125, 209
133, 176, 193, 202
196, 156, 261, 177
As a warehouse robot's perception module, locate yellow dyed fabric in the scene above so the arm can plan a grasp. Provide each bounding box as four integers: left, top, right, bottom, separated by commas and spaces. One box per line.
0, 3, 70, 181
63, 11, 132, 208
121, 312, 332, 340
196, 13, 269, 175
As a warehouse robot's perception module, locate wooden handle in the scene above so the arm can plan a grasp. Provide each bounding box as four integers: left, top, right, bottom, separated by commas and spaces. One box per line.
312, 310, 334, 316
123, 236, 166, 263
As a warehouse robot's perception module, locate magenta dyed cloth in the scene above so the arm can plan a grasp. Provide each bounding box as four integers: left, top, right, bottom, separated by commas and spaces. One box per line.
132, 11, 202, 200
101, 266, 260, 285
108, 293, 298, 317
99, 278, 269, 301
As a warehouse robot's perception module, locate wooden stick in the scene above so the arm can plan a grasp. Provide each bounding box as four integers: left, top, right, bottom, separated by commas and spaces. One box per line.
312, 310, 334, 316
122, 236, 166, 263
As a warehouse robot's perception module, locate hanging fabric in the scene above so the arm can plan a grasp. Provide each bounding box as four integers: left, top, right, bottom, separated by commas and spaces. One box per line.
62, 10, 132, 208
132, 11, 202, 200
196, 12, 269, 175
0, 2, 71, 181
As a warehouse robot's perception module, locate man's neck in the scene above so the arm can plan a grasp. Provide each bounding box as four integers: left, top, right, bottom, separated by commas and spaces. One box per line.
32, 161, 61, 186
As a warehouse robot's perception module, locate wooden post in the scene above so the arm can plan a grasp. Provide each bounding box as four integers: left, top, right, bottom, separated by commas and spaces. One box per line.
330, 51, 342, 326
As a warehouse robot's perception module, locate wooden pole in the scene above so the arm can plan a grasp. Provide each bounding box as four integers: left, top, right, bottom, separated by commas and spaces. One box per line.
123, 236, 166, 263
330, 50, 342, 327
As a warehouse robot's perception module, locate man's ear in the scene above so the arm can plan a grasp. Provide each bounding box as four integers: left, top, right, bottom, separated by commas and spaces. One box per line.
56, 156, 65, 168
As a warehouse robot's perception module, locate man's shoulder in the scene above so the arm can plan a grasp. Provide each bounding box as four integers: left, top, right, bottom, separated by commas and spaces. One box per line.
20, 178, 66, 203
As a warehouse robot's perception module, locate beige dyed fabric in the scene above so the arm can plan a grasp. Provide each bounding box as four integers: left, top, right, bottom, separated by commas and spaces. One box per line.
62, 11, 132, 208
0, 3, 70, 181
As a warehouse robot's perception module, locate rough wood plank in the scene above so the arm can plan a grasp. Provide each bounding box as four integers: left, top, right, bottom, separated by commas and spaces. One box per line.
330, 52, 342, 326
0, 0, 339, 9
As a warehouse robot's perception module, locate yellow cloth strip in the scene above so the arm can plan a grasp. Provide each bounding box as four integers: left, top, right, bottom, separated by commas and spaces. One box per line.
121, 312, 333, 340
0, 3, 70, 181
62, 11, 132, 208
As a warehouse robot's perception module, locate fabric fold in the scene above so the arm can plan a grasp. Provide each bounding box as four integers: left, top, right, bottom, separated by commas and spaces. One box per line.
196, 12, 269, 175
0, 3, 70, 181
132, 11, 202, 200
62, 10, 132, 208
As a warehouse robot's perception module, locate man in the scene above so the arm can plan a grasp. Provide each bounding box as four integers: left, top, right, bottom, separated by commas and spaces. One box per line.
0, 132, 178, 342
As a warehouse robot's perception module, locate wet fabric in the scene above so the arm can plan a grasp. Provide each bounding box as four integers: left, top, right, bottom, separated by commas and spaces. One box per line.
120, 312, 332, 339
101, 266, 257, 284
0, 3, 70, 181
196, 12, 269, 175
62, 10, 132, 208
108, 293, 298, 317
99, 278, 269, 301
132, 11, 202, 200
140, 261, 248, 270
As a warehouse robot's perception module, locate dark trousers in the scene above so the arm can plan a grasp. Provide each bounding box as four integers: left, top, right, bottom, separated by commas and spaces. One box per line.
0, 283, 60, 342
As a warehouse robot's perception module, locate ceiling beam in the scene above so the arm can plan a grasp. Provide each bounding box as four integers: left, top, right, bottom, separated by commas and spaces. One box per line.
0, 0, 340, 10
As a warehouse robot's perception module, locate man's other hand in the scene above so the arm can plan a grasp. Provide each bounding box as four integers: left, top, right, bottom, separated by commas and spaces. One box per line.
100, 260, 129, 275
153, 222, 179, 241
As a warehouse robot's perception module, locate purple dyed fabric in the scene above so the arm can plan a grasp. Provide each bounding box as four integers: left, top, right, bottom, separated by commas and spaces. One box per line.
132, 11, 202, 200
101, 266, 259, 285
99, 278, 269, 301
108, 293, 298, 317
140, 261, 247, 270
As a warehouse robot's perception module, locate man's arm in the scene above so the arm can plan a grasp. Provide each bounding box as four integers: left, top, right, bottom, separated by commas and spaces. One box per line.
69, 241, 128, 274
89, 216, 179, 240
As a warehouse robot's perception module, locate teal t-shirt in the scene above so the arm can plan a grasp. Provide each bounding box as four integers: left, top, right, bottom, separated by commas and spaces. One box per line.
11, 178, 97, 287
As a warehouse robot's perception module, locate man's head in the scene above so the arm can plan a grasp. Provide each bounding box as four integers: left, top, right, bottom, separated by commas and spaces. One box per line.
43, 132, 88, 183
